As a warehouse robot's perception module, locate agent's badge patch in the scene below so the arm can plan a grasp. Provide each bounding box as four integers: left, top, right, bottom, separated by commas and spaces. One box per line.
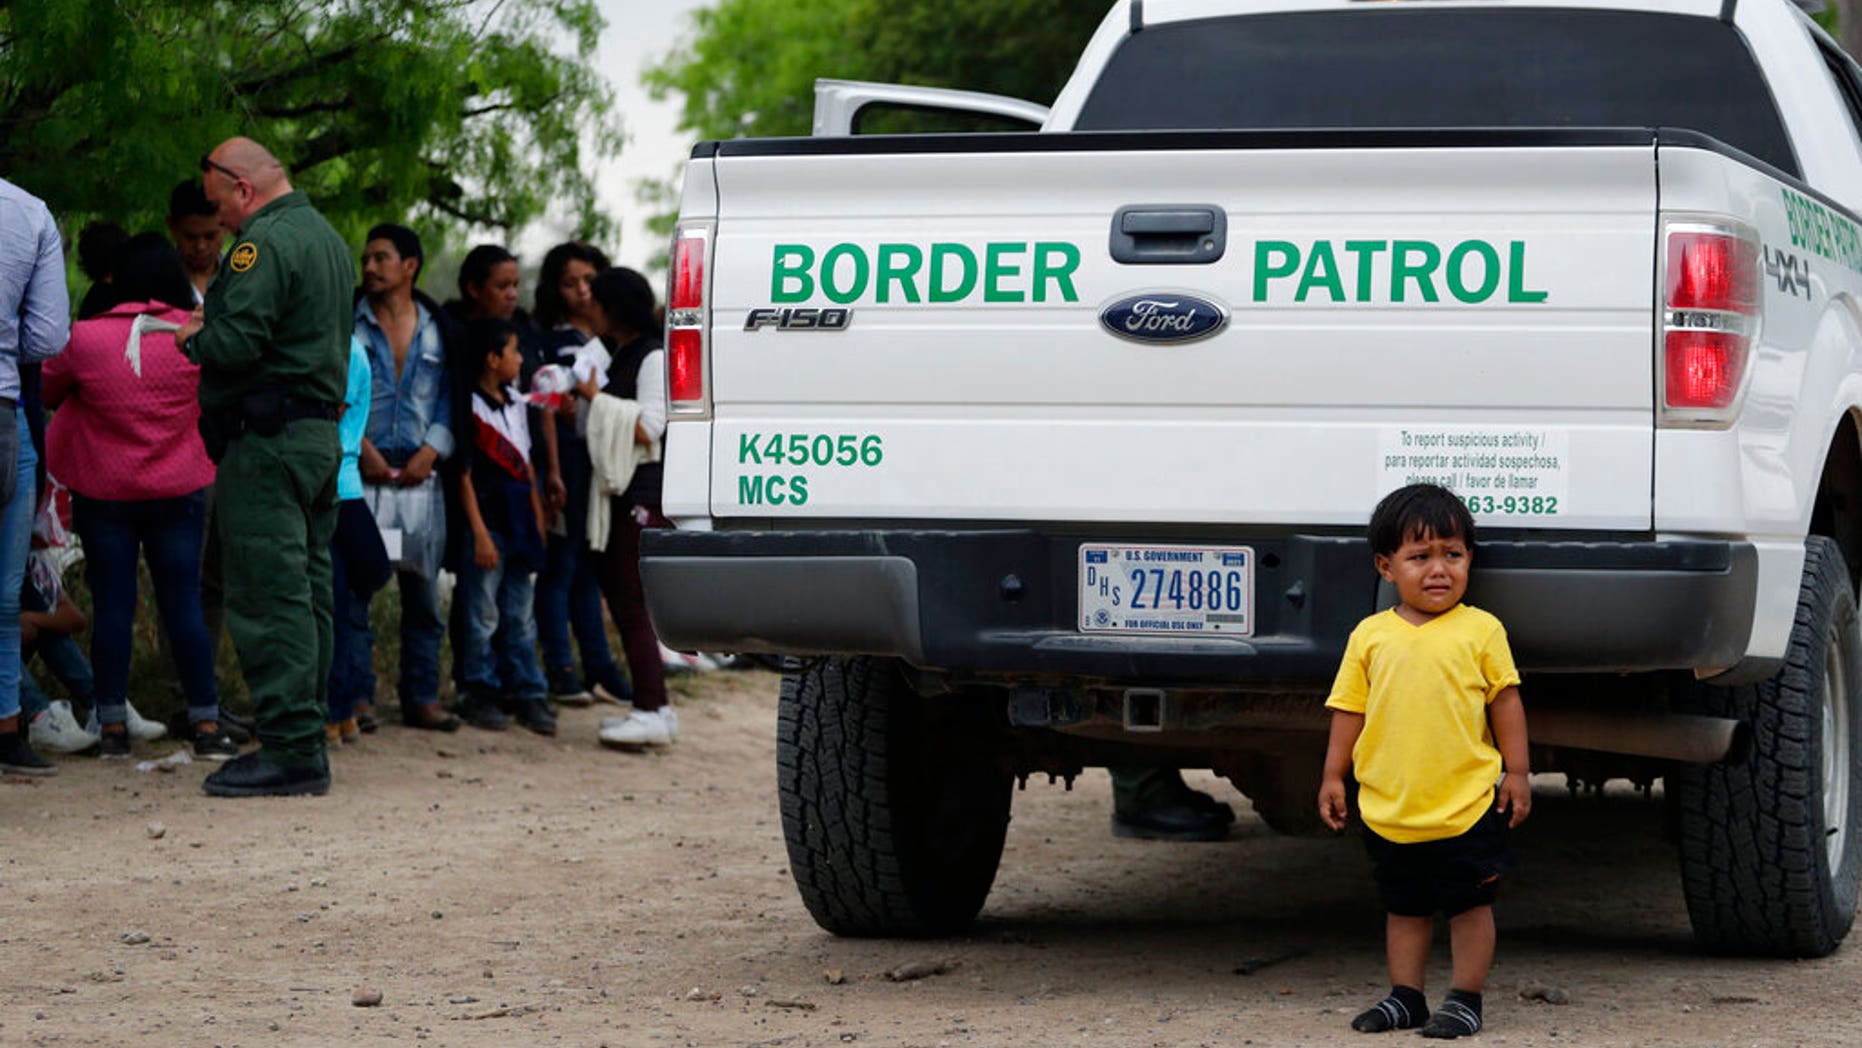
229, 242, 259, 273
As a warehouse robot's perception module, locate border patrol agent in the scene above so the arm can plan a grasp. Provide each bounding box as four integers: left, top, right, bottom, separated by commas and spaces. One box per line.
179, 137, 351, 797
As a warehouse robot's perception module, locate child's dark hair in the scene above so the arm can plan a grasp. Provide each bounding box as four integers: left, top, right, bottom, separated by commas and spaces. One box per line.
465, 316, 519, 374
1368, 483, 1476, 557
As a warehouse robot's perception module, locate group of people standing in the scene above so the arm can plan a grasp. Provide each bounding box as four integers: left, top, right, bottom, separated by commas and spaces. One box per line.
343, 225, 679, 750
0, 137, 679, 797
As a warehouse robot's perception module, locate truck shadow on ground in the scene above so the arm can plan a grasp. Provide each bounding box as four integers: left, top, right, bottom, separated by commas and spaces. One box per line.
967, 782, 1697, 970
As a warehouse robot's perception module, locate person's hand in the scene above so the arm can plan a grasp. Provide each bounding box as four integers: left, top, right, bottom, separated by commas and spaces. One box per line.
358, 443, 395, 485
1496, 770, 1532, 827
573, 374, 599, 403
545, 472, 567, 514
473, 532, 499, 569
397, 445, 439, 486
176, 307, 205, 348
19, 619, 38, 646
1318, 776, 1350, 831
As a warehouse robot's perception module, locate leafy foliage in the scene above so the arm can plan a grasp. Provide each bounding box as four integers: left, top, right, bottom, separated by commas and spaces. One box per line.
631, 0, 1107, 270
644, 0, 1106, 142
0, 0, 621, 245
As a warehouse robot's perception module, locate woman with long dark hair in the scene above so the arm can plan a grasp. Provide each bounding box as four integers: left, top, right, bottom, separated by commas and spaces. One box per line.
577, 268, 674, 748
528, 243, 632, 707
42, 234, 233, 759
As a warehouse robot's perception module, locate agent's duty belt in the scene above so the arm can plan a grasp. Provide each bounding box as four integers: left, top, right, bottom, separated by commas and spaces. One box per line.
279, 399, 341, 423
198, 389, 340, 461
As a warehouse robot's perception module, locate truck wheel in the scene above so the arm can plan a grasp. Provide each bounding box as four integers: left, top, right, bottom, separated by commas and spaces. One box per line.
777, 657, 1013, 937
1673, 536, 1862, 956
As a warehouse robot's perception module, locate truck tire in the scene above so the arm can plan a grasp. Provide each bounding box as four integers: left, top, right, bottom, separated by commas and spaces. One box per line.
1673, 536, 1862, 956
777, 657, 1013, 937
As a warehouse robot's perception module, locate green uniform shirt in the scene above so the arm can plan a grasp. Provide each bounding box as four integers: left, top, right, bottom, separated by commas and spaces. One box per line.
187, 190, 352, 410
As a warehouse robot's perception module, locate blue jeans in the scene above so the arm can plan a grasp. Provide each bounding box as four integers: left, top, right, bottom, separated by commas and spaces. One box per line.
20, 632, 95, 721
382, 570, 445, 707
0, 411, 38, 720
458, 531, 547, 699
328, 532, 374, 723
72, 488, 219, 726
534, 536, 620, 683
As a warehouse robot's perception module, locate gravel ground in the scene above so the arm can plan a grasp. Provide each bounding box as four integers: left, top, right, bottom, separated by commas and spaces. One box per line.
3, 667, 1860, 1047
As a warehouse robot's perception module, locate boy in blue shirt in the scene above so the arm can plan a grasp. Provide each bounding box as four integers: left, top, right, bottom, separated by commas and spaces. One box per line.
1320, 483, 1532, 1039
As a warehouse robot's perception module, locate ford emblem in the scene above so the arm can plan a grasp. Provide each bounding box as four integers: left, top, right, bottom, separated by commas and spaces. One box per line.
1099, 293, 1228, 344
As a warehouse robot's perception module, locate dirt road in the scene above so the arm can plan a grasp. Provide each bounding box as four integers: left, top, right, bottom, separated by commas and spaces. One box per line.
3, 668, 1859, 1047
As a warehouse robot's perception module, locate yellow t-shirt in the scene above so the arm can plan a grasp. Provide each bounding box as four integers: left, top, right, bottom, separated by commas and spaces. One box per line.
1324, 603, 1521, 844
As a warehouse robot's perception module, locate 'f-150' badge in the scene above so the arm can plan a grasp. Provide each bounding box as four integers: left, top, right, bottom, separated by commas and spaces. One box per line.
1099, 294, 1227, 344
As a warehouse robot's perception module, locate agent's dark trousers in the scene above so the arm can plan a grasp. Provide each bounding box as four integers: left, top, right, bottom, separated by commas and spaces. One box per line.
217, 420, 338, 768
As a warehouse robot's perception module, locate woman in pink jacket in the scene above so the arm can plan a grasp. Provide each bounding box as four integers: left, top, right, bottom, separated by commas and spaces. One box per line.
42, 234, 233, 761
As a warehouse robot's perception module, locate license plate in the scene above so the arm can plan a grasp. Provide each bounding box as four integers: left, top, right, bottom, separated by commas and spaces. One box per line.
1077, 544, 1254, 636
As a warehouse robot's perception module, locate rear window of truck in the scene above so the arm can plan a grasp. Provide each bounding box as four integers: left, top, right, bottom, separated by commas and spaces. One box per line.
1075, 8, 1798, 176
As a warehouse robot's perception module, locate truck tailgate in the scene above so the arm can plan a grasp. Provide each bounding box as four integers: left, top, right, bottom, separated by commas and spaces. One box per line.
703, 139, 1656, 530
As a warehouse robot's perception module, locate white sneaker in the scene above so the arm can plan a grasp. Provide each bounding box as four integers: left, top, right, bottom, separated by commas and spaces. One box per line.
600, 705, 676, 739
125, 702, 167, 741
85, 703, 168, 742
598, 707, 676, 748
658, 643, 720, 674
30, 700, 97, 754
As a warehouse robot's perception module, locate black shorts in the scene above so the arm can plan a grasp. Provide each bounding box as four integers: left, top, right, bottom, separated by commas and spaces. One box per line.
1362, 807, 1515, 918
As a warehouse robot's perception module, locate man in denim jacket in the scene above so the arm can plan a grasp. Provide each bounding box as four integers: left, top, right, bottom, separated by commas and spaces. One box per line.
353, 223, 461, 731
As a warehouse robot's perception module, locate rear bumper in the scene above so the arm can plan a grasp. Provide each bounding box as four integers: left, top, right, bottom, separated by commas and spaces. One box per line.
640, 529, 1758, 684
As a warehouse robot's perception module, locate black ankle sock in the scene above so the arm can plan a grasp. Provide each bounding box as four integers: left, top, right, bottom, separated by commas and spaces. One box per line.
1351, 984, 1429, 1033
1419, 988, 1482, 1039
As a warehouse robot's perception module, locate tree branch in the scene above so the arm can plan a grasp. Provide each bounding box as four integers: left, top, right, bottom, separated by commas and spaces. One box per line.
425, 192, 510, 231
295, 128, 354, 171
462, 94, 555, 119
473, 0, 510, 42
233, 42, 364, 97
254, 93, 356, 119
0, 81, 72, 138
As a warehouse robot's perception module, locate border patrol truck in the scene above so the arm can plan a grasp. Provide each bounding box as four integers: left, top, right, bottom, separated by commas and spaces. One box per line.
642, 0, 1862, 956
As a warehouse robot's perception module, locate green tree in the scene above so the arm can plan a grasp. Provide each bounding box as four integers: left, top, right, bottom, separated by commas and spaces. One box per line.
632, 0, 1106, 269
1, 0, 622, 245
645, 0, 1106, 142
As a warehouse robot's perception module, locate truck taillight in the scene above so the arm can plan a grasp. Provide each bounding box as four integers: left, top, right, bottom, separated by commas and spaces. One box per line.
1659, 221, 1760, 425
668, 329, 703, 403
667, 225, 711, 417
1665, 330, 1745, 410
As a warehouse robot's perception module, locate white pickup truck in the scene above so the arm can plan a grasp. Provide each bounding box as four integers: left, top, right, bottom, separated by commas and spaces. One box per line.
642, 0, 1862, 956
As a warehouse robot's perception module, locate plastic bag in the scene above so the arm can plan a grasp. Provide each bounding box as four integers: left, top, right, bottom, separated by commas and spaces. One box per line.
363, 475, 446, 580
35, 474, 73, 549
